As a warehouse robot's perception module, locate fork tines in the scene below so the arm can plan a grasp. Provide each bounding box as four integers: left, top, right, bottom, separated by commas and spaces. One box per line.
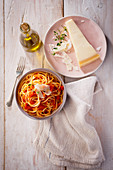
16, 56, 25, 72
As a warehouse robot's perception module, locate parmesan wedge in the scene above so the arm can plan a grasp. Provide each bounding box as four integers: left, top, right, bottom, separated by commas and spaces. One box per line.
65, 19, 100, 67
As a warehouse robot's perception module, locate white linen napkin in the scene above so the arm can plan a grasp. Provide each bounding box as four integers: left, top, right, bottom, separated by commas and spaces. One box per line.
34, 76, 105, 169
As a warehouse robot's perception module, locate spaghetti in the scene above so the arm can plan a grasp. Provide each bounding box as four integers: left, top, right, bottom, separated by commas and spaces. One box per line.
17, 71, 64, 118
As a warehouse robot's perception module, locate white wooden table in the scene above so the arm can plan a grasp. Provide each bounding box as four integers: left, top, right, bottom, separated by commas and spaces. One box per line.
0, 0, 113, 169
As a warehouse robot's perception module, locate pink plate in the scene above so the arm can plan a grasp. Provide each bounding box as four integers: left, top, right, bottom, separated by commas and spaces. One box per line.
44, 16, 107, 78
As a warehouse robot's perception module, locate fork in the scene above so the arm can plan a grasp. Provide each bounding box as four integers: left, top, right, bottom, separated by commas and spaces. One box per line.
6, 56, 25, 107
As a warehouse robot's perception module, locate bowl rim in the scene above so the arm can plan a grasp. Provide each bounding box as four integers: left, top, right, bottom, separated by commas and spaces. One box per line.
15, 68, 67, 120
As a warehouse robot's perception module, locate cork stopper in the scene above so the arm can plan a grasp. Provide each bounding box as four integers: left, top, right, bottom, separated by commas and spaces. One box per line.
20, 23, 30, 33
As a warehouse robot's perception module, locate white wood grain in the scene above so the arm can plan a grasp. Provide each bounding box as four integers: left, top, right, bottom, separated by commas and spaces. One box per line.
64, 0, 113, 170
5, 0, 64, 170
43, 0, 64, 69
0, 0, 4, 170
4, 0, 113, 169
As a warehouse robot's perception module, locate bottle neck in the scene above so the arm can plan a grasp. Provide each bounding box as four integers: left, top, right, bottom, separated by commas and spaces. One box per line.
21, 30, 32, 38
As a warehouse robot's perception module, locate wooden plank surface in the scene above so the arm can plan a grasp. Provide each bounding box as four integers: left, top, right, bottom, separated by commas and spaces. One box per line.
5, 0, 64, 170
2, 0, 113, 169
0, 0, 4, 170
43, 0, 64, 70
64, 0, 113, 170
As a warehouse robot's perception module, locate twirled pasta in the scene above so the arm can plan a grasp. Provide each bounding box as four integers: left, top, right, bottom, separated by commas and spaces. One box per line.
18, 71, 64, 118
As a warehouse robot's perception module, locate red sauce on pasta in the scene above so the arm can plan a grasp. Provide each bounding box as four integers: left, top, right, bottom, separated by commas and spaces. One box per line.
18, 71, 64, 118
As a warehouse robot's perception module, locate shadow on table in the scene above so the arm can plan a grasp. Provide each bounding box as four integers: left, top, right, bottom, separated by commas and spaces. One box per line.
24, 42, 45, 69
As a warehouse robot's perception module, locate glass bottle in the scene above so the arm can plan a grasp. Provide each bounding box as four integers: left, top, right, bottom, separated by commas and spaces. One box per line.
20, 23, 42, 52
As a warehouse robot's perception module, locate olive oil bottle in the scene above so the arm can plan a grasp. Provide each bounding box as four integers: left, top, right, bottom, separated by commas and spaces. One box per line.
20, 23, 42, 52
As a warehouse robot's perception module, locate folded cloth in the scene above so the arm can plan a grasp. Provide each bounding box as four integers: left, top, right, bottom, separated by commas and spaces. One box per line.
35, 76, 105, 169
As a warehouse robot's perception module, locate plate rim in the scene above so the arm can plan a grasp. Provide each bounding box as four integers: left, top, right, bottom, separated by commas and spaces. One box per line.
44, 15, 107, 78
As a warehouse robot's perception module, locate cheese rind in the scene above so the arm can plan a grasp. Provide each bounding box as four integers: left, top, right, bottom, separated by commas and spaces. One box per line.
65, 19, 100, 67
79, 54, 99, 67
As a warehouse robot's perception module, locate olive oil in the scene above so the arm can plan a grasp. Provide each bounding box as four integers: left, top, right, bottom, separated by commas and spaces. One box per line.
20, 23, 42, 52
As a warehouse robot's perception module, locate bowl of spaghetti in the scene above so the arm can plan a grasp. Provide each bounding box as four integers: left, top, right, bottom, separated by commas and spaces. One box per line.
15, 68, 66, 120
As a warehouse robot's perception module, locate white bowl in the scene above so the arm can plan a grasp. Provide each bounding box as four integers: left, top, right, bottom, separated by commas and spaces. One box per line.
15, 68, 67, 120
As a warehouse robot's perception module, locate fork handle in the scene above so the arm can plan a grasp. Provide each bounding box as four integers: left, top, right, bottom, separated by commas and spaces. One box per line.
6, 77, 18, 107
